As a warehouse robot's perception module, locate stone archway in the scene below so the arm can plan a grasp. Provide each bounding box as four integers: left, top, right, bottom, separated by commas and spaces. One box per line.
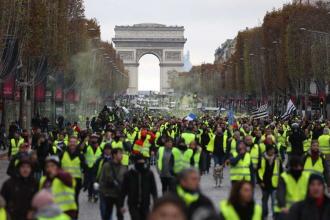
112, 23, 187, 95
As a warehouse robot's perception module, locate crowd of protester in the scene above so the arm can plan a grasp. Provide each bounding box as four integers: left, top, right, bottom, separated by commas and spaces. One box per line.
0, 105, 330, 220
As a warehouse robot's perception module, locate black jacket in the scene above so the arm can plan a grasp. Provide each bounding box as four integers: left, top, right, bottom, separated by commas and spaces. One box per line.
1, 176, 38, 220
121, 169, 157, 208
289, 196, 330, 220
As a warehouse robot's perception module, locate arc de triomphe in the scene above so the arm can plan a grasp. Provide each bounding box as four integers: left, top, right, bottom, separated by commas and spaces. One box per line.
112, 23, 187, 95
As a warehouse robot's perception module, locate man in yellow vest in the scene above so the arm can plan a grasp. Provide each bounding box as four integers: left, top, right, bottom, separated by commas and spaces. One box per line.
228, 141, 253, 184
257, 145, 283, 219
40, 156, 77, 219
8, 131, 24, 159
302, 140, 330, 191
51, 132, 67, 156
228, 131, 240, 154
83, 134, 102, 202
171, 139, 189, 176
156, 137, 175, 193
181, 126, 196, 146
100, 130, 113, 150
318, 128, 330, 166
209, 127, 228, 166
173, 168, 215, 220
275, 156, 310, 219
111, 131, 130, 166
60, 136, 86, 208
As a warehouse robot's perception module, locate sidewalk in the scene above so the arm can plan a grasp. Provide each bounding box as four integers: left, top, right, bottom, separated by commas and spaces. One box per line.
0, 149, 8, 160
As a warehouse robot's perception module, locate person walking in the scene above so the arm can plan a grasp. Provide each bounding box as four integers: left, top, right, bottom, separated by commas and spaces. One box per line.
60, 136, 86, 208
40, 156, 78, 220
99, 149, 127, 220
121, 155, 158, 220
156, 137, 175, 194
84, 133, 102, 202
1, 158, 38, 220
257, 145, 283, 219
228, 141, 253, 184
303, 140, 330, 190
275, 156, 310, 220
219, 181, 262, 220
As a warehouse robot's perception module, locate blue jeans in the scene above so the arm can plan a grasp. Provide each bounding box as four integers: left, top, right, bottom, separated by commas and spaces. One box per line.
262, 189, 276, 218
99, 195, 112, 220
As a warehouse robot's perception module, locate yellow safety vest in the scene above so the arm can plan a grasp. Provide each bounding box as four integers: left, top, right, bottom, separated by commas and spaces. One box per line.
258, 157, 281, 188
230, 139, 238, 153
38, 213, 71, 220
40, 177, 77, 213
84, 146, 102, 168
303, 156, 324, 176
0, 208, 7, 220
250, 144, 260, 169
318, 135, 330, 154
230, 152, 251, 181
61, 151, 82, 179
126, 131, 137, 144
279, 172, 310, 209
172, 148, 189, 174
219, 200, 262, 220
133, 139, 151, 158
52, 140, 68, 154
303, 138, 312, 153
112, 141, 123, 149
206, 133, 228, 153
10, 138, 24, 156
181, 132, 196, 146
184, 148, 201, 169
176, 186, 199, 206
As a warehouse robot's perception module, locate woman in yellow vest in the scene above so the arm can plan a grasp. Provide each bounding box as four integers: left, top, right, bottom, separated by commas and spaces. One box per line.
83, 134, 102, 202
219, 181, 262, 220
40, 156, 77, 219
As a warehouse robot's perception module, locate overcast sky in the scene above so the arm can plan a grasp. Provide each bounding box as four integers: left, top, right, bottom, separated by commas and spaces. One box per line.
84, 0, 290, 91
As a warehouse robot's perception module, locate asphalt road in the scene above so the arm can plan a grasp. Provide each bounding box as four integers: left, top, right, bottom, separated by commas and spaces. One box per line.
0, 156, 263, 220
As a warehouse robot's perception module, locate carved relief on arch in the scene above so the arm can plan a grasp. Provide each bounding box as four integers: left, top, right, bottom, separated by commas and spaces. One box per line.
136, 49, 163, 62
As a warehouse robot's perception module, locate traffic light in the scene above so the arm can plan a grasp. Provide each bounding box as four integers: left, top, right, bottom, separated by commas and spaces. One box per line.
320, 97, 325, 107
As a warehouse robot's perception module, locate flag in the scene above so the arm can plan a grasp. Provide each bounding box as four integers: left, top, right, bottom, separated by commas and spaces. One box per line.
227, 110, 235, 125
185, 113, 197, 121
281, 100, 296, 120
251, 104, 269, 119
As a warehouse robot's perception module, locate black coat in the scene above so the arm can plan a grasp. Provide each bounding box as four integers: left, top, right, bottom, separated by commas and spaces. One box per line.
121, 169, 157, 209
289, 196, 330, 220
0, 176, 38, 220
